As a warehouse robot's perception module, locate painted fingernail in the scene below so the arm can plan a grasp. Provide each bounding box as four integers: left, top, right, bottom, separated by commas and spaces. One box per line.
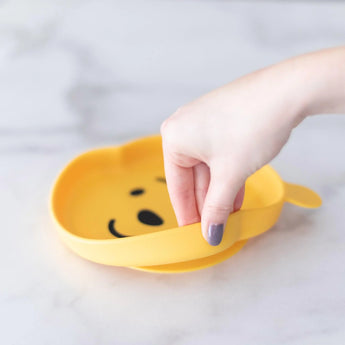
207, 224, 224, 246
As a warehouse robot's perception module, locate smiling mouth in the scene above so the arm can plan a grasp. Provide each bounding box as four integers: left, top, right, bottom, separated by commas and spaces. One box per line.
108, 210, 164, 238
108, 219, 128, 238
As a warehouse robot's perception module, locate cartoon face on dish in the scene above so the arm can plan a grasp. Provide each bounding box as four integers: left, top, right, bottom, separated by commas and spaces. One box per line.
107, 176, 177, 239
60, 170, 178, 240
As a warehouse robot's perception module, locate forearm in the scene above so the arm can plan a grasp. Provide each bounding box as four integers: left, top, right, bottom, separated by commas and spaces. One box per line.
274, 47, 345, 121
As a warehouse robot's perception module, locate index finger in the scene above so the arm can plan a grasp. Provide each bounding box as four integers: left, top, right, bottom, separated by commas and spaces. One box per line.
162, 149, 200, 227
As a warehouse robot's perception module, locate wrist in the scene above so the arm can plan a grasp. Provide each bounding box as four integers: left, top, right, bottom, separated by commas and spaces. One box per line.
284, 47, 345, 120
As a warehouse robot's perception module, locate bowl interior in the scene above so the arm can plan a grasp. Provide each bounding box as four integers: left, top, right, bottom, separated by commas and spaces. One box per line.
51, 136, 284, 240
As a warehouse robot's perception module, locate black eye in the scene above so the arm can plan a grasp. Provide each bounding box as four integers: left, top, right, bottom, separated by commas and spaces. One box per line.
138, 210, 163, 226
130, 188, 145, 196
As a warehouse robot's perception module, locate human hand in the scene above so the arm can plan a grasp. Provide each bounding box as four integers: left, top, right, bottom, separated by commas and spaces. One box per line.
160, 47, 345, 246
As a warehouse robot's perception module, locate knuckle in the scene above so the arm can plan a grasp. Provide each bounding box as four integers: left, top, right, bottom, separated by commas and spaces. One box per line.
161, 106, 187, 132
160, 117, 176, 139
204, 203, 233, 216
160, 118, 169, 135
160, 111, 184, 148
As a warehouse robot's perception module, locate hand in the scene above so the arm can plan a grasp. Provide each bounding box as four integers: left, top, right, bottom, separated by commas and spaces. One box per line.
160, 47, 345, 246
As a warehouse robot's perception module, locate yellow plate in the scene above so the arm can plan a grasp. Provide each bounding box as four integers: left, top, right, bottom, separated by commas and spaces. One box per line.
131, 240, 248, 273
50, 135, 322, 273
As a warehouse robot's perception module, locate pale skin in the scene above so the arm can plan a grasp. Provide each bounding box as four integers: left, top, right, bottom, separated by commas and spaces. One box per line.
160, 46, 345, 246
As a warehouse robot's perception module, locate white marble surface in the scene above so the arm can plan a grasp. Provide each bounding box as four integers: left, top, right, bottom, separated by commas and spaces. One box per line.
1, 1, 345, 344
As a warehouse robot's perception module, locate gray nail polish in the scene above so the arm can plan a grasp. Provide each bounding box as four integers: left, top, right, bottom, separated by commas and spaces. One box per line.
207, 224, 224, 246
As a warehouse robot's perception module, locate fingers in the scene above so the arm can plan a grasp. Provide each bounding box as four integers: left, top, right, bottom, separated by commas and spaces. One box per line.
161, 117, 247, 246
201, 165, 245, 246
193, 162, 210, 218
234, 184, 245, 212
162, 150, 200, 227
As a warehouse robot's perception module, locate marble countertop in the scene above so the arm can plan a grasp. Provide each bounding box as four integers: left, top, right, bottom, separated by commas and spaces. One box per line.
1, 1, 345, 344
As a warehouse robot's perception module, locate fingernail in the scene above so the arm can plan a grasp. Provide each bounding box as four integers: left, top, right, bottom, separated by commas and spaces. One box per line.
207, 224, 224, 246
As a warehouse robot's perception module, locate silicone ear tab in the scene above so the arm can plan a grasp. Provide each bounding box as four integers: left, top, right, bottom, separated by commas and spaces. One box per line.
284, 182, 322, 208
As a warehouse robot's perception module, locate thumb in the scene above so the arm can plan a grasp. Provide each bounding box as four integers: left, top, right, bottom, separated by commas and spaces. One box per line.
201, 165, 245, 246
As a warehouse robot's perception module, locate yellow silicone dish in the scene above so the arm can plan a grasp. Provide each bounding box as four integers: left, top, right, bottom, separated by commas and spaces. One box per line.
50, 135, 322, 273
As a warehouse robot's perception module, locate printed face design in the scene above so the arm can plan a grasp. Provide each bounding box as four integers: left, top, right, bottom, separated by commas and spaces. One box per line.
66, 171, 178, 240
108, 177, 174, 238
55, 137, 180, 240
104, 174, 178, 239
